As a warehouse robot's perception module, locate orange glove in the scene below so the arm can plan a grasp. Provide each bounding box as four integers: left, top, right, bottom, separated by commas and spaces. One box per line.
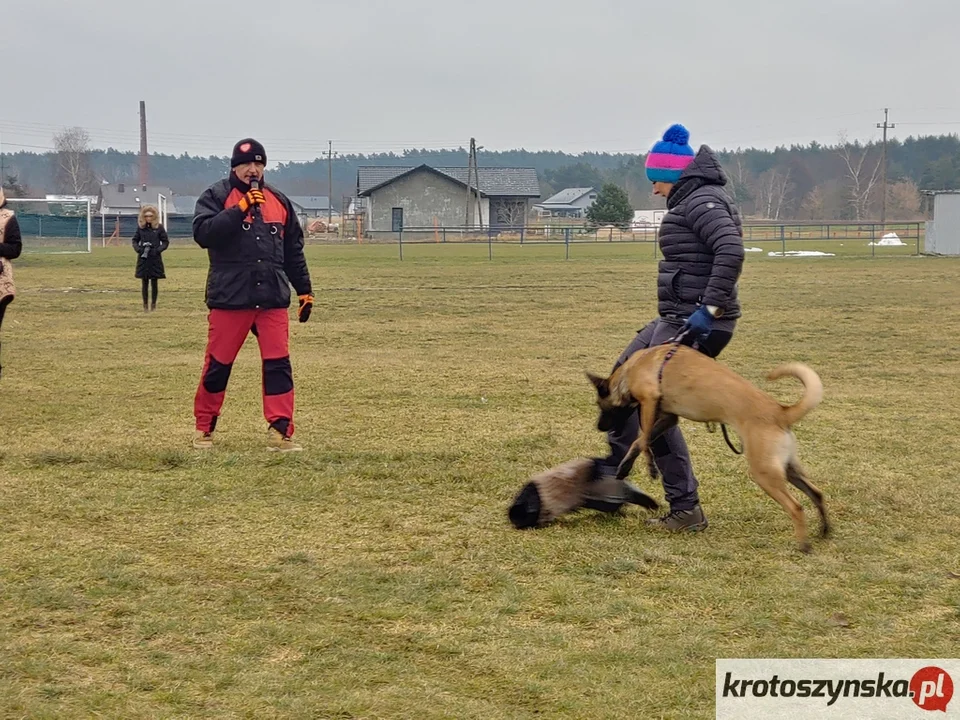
238, 189, 265, 214
297, 294, 314, 323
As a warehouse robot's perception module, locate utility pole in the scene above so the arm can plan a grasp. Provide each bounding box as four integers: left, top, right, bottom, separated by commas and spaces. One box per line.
473, 142, 484, 229
139, 100, 149, 188
877, 108, 895, 226
327, 140, 333, 230
464, 138, 475, 229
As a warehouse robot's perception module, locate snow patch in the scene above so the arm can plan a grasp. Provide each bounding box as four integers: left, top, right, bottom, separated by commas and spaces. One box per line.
868, 232, 907, 246
767, 250, 836, 257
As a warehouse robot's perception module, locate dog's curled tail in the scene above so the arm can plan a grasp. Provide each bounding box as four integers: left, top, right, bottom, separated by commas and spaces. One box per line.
767, 362, 823, 427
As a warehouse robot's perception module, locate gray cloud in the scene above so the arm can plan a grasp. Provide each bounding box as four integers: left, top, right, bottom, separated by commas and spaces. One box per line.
3, 0, 959, 161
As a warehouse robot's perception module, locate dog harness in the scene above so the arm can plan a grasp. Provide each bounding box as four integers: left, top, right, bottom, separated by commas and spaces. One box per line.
656, 331, 743, 456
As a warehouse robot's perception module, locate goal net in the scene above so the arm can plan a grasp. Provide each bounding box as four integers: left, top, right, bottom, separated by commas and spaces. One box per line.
5, 197, 92, 254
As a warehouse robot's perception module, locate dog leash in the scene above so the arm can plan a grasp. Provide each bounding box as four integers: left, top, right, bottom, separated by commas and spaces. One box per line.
656, 327, 695, 384
720, 424, 744, 455
656, 327, 744, 456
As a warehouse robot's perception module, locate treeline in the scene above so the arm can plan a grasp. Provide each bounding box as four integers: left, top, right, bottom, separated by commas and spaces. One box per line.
3, 134, 959, 221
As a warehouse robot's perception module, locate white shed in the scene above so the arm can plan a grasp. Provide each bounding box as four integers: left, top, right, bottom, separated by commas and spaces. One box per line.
924, 191, 960, 256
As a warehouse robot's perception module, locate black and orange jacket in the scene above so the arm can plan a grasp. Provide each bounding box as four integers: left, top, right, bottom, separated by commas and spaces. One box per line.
193, 174, 312, 310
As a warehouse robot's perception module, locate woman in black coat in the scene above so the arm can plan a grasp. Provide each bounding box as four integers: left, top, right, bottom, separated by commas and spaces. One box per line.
0, 188, 23, 379
132, 205, 169, 312
593, 124, 745, 532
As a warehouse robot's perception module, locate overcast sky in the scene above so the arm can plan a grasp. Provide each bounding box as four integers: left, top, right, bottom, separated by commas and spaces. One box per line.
3, 0, 959, 163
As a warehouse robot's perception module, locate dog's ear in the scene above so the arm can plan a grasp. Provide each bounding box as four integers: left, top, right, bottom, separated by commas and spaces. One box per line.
585, 371, 610, 398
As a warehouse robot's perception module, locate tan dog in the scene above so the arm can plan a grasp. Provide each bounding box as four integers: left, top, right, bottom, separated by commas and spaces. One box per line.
587, 344, 827, 552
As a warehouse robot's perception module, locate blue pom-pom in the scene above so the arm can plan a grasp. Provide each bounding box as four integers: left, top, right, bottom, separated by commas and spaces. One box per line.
662, 123, 690, 146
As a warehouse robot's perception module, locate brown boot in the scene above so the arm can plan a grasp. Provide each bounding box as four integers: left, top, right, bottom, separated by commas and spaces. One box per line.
645, 504, 708, 532
192, 430, 214, 449
266, 427, 303, 452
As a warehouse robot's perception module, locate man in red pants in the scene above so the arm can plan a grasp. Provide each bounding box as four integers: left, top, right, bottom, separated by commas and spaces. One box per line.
192, 138, 313, 451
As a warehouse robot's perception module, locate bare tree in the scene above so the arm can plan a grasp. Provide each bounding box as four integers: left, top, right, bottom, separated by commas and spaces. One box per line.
837, 134, 882, 221
53, 127, 96, 195
799, 185, 826, 221
494, 199, 528, 228
1, 173, 29, 198
755, 167, 793, 220
885, 179, 922, 221
727, 153, 755, 213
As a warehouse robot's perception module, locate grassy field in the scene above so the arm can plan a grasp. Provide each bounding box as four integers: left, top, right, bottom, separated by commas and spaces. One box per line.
1, 244, 959, 719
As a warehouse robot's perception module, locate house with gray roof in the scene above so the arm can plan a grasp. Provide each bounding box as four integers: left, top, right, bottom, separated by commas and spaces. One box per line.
99, 183, 175, 216
356, 164, 541, 233
288, 196, 338, 218
533, 187, 598, 218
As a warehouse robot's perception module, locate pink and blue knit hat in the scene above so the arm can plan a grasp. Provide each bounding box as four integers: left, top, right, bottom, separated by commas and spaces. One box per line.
645, 124, 695, 183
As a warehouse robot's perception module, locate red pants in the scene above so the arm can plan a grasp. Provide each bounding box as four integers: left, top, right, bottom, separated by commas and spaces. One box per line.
194, 308, 296, 437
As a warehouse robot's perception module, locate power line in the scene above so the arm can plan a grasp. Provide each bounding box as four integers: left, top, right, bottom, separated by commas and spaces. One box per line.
895, 121, 960, 126
0, 119, 468, 149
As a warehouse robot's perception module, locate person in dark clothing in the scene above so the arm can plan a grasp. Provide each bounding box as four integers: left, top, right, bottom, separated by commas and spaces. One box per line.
0, 189, 23, 380
132, 205, 169, 312
191, 138, 314, 452
591, 124, 745, 532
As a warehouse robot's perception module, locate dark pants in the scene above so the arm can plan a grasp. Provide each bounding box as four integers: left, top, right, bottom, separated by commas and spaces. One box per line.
141, 278, 159, 307
597, 318, 734, 511
0, 295, 10, 330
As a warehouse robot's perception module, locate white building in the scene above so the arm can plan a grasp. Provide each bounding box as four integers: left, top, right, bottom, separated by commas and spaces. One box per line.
631, 209, 665, 230
924, 190, 960, 255
533, 187, 597, 218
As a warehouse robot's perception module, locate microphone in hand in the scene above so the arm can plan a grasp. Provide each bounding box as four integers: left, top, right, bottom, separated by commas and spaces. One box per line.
249, 178, 263, 219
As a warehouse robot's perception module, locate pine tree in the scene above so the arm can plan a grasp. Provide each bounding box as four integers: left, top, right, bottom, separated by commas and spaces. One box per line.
586, 183, 633, 227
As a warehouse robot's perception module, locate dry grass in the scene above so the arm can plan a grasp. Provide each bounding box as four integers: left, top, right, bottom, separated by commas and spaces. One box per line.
1, 244, 959, 719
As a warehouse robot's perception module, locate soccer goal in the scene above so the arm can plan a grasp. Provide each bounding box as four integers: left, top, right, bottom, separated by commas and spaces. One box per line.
6, 197, 92, 254
158, 193, 169, 228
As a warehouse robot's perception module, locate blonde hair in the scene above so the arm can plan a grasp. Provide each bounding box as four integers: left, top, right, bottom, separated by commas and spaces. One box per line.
138, 204, 160, 228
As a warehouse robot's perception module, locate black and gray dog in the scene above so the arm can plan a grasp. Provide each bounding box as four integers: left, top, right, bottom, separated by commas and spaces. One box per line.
508, 458, 659, 529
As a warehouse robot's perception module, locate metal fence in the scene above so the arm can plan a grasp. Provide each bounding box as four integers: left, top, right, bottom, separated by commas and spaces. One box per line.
17, 212, 926, 259
94, 214, 343, 246
367, 222, 925, 260
15, 213, 91, 252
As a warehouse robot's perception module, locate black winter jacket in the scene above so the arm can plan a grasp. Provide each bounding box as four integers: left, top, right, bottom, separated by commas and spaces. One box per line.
133, 224, 169, 280
656, 146, 745, 321
0, 215, 22, 261
193, 175, 312, 310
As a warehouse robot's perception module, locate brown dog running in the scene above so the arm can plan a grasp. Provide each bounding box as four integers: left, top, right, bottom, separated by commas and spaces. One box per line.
586, 344, 827, 552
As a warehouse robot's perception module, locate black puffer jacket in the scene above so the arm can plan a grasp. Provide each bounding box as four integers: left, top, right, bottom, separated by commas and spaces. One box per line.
193, 175, 311, 310
132, 211, 169, 280
656, 146, 744, 321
